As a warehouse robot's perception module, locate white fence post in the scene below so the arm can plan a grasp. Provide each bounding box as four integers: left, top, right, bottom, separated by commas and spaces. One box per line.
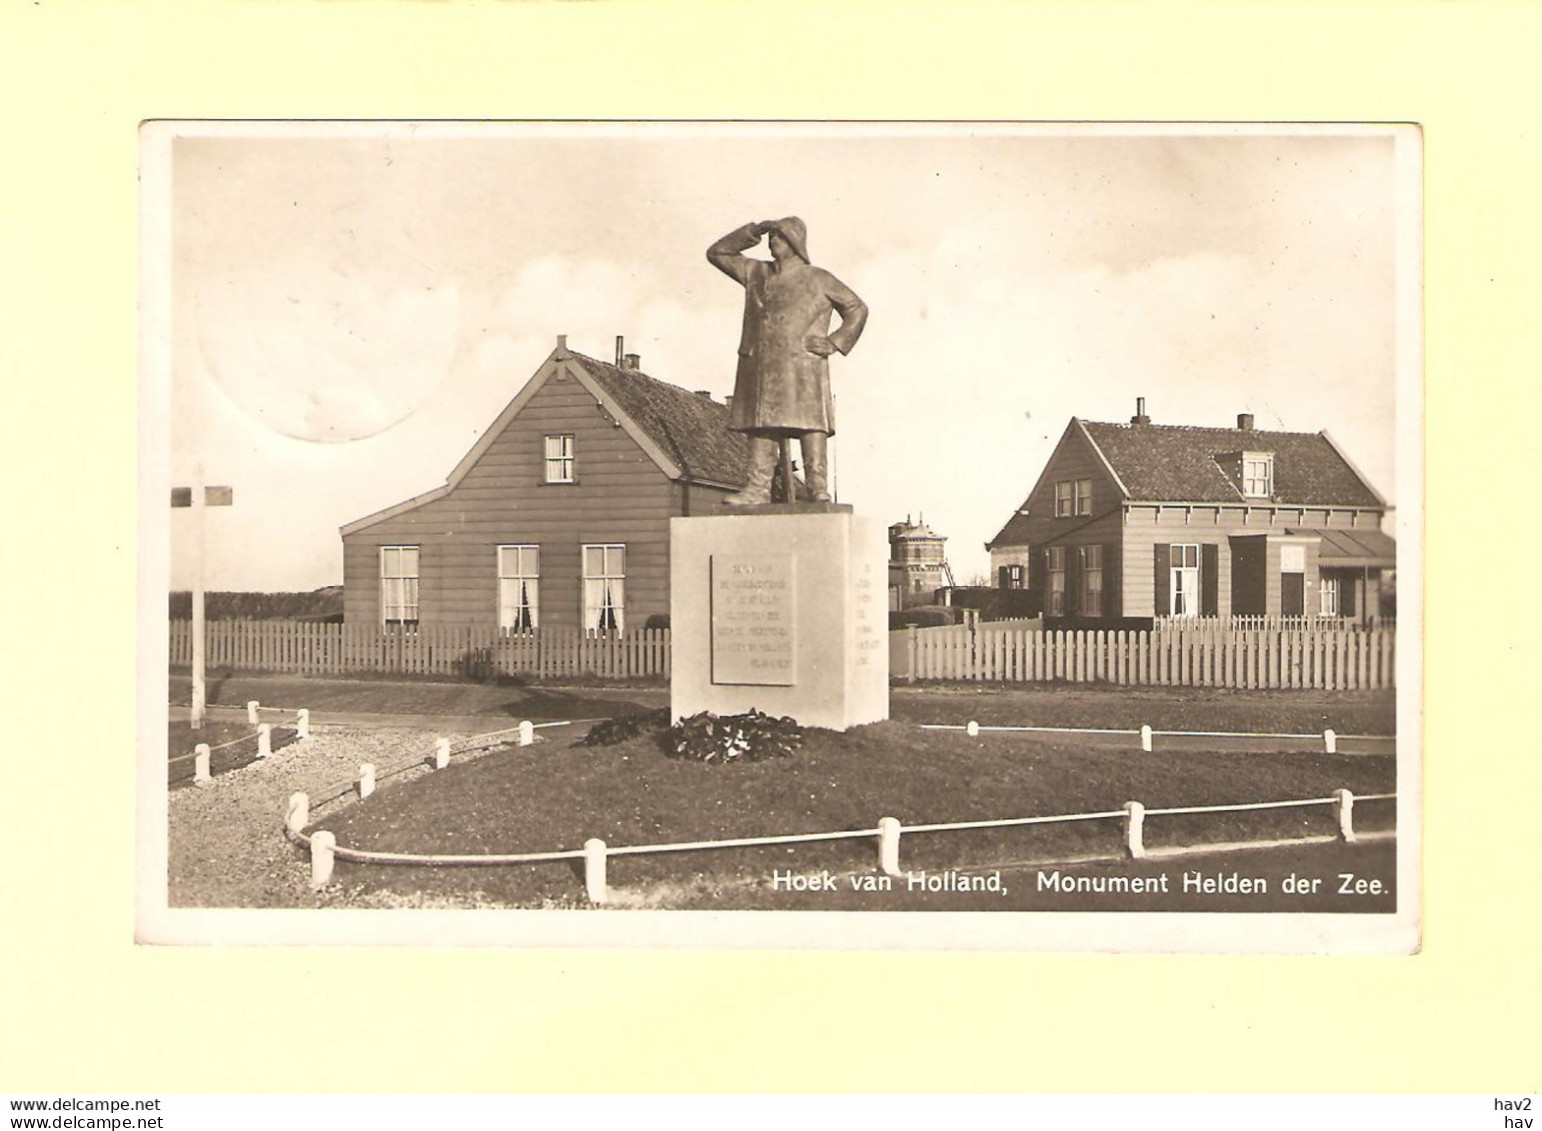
966, 720, 980, 737
247, 700, 260, 724
296, 708, 310, 740
1333, 788, 1356, 842
359, 763, 376, 800
1323, 728, 1337, 754
584, 838, 608, 904
878, 817, 903, 877
286, 792, 310, 834
1140, 725, 1153, 753
1123, 801, 1147, 859
257, 723, 272, 758
435, 738, 451, 769
518, 720, 535, 747
310, 831, 336, 889
193, 743, 211, 786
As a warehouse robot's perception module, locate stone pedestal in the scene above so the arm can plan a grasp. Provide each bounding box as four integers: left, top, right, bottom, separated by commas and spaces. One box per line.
670, 507, 889, 731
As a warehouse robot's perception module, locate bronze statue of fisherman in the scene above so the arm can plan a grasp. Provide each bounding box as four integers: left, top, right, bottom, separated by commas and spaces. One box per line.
707, 218, 868, 505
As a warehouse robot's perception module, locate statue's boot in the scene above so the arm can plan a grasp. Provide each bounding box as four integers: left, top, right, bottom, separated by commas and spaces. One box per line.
724, 435, 778, 505
801, 431, 831, 502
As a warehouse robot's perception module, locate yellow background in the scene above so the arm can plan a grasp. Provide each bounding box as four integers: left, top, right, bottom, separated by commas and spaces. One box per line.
3, 1, 1537, 1093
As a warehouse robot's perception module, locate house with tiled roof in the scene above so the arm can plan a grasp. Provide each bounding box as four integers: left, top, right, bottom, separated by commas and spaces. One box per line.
340, 336, 747, 631
994, 399, 1394, 626
985, 506, 1034, 595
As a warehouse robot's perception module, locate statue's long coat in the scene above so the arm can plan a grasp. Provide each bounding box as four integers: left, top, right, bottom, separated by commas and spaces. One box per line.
707, 223, 868, 436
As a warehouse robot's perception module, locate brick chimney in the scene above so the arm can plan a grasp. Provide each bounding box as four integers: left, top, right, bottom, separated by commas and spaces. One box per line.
1131, 396, 1151, 426
1237, 412, 1255, 431
624, 353, 641, 370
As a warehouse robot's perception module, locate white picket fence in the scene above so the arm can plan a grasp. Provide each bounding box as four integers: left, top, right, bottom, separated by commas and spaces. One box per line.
1157, 615, 1393, 632
890, 623, 1396, 689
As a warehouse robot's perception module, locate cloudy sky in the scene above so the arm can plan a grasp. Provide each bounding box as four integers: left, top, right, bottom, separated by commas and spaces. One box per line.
162, 123, 1410, 591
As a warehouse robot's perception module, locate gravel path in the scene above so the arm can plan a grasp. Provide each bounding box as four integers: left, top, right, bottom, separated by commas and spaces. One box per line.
167, 723, 505, 908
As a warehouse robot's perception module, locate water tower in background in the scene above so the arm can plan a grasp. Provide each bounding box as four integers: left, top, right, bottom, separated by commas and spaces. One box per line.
887, 515, 954, 611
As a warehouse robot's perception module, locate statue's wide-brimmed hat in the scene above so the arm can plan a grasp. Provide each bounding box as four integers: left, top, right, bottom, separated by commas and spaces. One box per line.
768, 216, 809, 263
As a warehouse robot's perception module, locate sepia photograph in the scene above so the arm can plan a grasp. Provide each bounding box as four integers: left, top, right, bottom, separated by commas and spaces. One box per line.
139, 121, 1421, 950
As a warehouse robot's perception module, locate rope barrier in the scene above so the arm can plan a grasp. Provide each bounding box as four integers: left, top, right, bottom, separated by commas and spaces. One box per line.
921, 724, 1139, 736
285, 828, 584, 866
275, 706, 1401, 899
289, 718, 564, 820
902, 810, 1129, 835
606, 827, 880, 857
291, 790, 1396, 870
1145, 796, 1338, 817
168, 727, 296, 763
921, 722, 1395, 741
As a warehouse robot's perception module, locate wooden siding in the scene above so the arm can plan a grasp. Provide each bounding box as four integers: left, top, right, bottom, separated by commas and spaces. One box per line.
1020, 425, 1124, 543
343, 376, 699, 629
1119, 525, 1233, 619
1117, 504, 1380, 618
1028, 511, 1125, 619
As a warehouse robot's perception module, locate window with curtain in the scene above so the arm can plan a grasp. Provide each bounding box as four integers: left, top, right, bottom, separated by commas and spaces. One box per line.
1081, 545, 1104, 616
1048, 546, 1066, 615
1169, 543, 1200, 618
497, 545, 540, 630
582, 544, 626, 633
379, 546, 419, 626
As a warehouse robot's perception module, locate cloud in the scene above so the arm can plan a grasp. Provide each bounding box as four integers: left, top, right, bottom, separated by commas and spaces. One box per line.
830, 237, 1394, 582
190, 263, 462, 443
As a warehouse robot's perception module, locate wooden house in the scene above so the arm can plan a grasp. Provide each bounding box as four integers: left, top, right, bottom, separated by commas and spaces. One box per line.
340, 336, 747, 631
996, 400, 1394, 627
985, 506, 1033, 593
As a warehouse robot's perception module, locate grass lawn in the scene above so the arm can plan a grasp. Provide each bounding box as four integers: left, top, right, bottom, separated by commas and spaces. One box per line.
167, 671, 665, 723
167, 720, 298, 787
312, 717, 1397, 910
889, 684, 1396, 735
171, 670, 1396, 737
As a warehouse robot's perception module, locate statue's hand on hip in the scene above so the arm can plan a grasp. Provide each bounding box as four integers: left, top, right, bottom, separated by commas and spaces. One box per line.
804, 335, 837, 357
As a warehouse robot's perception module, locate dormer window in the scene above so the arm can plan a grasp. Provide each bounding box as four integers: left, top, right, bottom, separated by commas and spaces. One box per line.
1055, 478, 1092, 517
1241, 453, 1273, 498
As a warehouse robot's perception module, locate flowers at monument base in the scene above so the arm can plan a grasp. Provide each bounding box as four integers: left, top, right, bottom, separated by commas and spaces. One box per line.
670, 710, 805, 764
582, 706, 805, 763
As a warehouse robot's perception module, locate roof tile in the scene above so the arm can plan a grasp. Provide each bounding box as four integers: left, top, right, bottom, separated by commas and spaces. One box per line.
986, 506, 1033, 549
1080, 420, 1383, 507
571, 353, 747, 487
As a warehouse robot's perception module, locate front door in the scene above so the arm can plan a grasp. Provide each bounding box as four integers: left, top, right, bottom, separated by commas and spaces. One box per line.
1282, 572, 1305, 616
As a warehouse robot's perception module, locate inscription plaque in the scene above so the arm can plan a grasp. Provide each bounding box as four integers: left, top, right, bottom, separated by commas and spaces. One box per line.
711, 554, 796, 686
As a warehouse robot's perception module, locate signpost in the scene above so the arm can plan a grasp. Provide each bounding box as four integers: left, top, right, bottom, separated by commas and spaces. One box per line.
172, 477, 233, 730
